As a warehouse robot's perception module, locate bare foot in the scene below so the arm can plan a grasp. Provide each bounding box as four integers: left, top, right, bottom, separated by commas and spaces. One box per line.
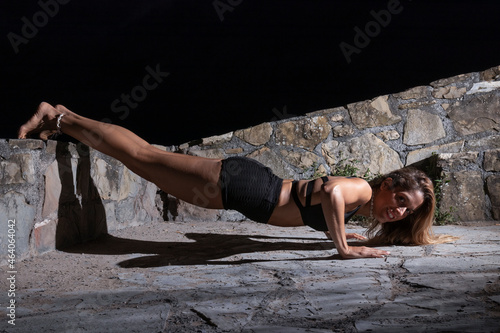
18, 102, 61, 140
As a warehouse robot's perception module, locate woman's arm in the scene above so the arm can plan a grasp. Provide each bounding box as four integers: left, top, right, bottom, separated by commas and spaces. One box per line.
320, 178, 390, 259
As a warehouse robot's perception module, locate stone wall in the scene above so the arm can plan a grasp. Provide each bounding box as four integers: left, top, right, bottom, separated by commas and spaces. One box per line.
0, 140, 161, 263
178, 65, 500, 223
1, 65, 499, 262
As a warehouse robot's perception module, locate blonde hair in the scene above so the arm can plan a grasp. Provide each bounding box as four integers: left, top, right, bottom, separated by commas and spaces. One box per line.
365, 167, 457, 245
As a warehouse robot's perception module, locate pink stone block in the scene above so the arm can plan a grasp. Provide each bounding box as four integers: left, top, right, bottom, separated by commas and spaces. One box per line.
33, 219, 57, 254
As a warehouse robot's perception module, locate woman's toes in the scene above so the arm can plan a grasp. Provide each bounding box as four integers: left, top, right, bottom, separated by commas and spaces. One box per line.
17, 125, 28, 139
17, 102, 59, 139
17, 116, 41, 139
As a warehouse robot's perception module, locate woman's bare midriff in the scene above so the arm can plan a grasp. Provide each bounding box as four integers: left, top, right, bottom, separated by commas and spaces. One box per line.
267, 179, 304, 227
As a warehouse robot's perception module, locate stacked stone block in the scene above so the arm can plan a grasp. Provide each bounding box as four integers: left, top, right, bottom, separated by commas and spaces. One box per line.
0, 140, 161, 263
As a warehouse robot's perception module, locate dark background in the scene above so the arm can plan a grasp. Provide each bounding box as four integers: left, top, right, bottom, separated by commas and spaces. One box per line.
2, 0, 499, 146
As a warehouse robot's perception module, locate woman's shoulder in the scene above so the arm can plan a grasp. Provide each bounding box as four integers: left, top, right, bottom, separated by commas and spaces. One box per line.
324, 175, 370, 186
323, 176, 372, 202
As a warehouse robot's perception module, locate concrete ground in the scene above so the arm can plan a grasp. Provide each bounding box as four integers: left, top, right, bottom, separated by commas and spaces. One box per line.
1, 221, 499, 333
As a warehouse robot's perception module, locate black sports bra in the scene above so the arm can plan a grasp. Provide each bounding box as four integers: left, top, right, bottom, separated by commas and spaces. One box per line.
291, 176, 360, 231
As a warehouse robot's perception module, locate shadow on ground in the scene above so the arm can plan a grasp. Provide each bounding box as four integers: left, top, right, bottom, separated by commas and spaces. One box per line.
64, 232, 348, 267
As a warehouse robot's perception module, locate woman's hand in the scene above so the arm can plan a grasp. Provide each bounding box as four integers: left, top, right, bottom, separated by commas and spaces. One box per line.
324, 231, 367, 241
341, 246, 390, 259
324, 232, 384, 259
346, 233, 367, 240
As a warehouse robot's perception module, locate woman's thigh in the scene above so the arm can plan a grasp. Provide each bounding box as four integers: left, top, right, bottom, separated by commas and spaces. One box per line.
137, 146, 224, 209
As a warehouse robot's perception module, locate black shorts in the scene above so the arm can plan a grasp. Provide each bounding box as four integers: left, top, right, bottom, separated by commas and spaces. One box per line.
219, 157, 283, 223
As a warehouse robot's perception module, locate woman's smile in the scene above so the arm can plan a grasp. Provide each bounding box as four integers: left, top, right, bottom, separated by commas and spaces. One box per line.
374, 178, 425, 223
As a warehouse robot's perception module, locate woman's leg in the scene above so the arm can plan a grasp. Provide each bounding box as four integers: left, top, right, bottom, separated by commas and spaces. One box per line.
18, 102, 224, 209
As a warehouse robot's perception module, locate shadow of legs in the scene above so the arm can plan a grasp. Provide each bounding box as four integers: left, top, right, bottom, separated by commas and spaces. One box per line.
64, 232, 340, 267
55, 142, 107, 249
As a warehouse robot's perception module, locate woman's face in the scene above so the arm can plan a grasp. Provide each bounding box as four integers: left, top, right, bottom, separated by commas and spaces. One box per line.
373, 178, 424, 223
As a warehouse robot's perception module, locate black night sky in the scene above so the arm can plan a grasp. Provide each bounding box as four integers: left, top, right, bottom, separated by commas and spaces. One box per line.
2, 0, 500, 146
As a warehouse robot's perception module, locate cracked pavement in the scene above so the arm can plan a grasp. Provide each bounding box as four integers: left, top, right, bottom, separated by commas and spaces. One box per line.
1, 221, 499, 332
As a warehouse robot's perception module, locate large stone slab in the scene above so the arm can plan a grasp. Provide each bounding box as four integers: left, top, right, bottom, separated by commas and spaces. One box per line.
242, 327, 332, 333
91, 156, 123, 201
356, 317, 499, 333
484, 149, 500, 171
247, 147, 294, 179
42, 160, 62, 219
432, 242, 500, 256
187, 147, 225, 159
403, 255, 499, 273
348, 95, 402, 129
403, 272, 500, 293
33, 218, 58, 254
0, 191, 36, 264
403, 109, 446, 145
332, 124, 354, 137
8, 139, 45, 150
322, 133, 403, 176
12, 290, 170, 333
201, 132, 233, 146
480, 65, 500, 81
432, 85, 467, 99
279, 149, 323, 175
440, 170, 486, 221
436, 152, 479, 171
0, 153, 36, 185
170, 198, 221, 222
235, 122, 273, 146
376, 129, 400, 141
275, 116, 331, 151
2, 222, 500, 333
467, 80, 500, 94
447, 92, 500, 135
406, 140, 464, 166
393, 85, 431, 100
356, 290, 496, 333
430, 72, 474, 87
467, 134, 500, 150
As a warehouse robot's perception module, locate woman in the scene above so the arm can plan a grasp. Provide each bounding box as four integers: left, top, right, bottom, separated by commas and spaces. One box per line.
18, 102, 443, 259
